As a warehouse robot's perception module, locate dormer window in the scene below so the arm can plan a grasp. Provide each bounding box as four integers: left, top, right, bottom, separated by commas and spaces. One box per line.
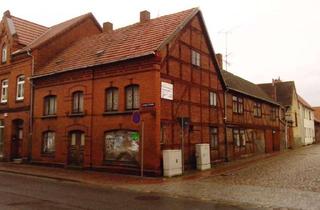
1, 45, 7, 63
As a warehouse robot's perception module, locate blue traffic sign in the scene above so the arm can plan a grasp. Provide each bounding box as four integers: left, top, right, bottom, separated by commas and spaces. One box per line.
132, 111, 141, 124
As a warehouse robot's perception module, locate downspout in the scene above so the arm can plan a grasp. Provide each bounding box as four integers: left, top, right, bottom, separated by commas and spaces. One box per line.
224, 89, 229, 162
27, 50, 34, 161
89, 69, 94, 168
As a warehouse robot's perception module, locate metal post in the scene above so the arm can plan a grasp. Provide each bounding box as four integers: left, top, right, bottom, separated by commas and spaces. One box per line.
140, 120, 144, 177
181, 118, 184, 173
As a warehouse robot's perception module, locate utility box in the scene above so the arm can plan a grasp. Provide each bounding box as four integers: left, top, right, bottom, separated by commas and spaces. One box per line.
195, 144, 211, 170
162, 149, 182, 177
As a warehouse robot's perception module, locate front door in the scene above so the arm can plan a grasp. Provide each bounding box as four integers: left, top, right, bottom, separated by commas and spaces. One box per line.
11, 119, 23, 159
68, 131, 85, 167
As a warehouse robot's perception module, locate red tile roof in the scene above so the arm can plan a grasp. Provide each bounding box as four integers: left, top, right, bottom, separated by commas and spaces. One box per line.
10, 16, 48, 46
258, 81, 296, 107
35, 8, 199, 76
15, 13, 100, 54
297, 95, 313, 110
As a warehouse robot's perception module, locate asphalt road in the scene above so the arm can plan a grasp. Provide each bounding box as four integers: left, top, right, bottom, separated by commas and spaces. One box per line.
0, 172, 260, 210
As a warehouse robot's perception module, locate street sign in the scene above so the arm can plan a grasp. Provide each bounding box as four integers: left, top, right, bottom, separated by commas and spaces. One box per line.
132, 111, 141, 124
142, 103, 155, 108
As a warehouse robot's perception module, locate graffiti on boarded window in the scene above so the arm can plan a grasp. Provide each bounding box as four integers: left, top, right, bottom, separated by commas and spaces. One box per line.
105, 130, 139, 162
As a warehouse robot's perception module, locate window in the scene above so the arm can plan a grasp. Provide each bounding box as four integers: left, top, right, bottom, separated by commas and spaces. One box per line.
105, 87, 118, 112
253, 102, 262, 117
44, 95, 57, 116
125, 85, 139, 110
104, 130, 139, 162
210, 127, 218, 150
233, 129, 240, 147
72, 91, 84, 113
42, 131, 55, 154
16, 75, 25, 101
1, 79, 8, 103
271, 107, 277, 121
209, 91, 217, 107
232, 96, 243, 114
240, 129, 246, 146
1, 45, 7, 63
191, 50, 200, 67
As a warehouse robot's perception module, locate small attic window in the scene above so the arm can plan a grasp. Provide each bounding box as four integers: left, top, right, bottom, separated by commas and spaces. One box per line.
95, 50, 105, 56
1, 45, 7, 63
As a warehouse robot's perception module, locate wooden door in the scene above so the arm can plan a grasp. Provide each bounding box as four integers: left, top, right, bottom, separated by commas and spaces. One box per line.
11, 120, 23, 159
68, 131, 85, 167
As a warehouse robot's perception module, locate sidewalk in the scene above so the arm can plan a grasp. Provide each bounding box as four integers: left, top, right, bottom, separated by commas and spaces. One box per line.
0, 150, 285, 188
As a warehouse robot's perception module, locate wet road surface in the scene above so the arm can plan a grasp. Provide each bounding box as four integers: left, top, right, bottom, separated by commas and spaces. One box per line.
0, 172, 260, 210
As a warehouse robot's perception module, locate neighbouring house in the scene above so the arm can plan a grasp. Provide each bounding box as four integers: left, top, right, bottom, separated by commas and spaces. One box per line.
27, 8, 226, 176
216, 55, 282, 160
313, 107, 320, 143
297, 95, 315, 145
0, 10, 102, 161
259, 79, 306, 148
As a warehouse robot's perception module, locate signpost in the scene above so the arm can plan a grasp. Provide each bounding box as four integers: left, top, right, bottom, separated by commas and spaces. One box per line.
132, 111, 144, 177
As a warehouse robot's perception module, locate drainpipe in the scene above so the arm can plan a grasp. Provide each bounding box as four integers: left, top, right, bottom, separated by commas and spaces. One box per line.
27, 50, 34, 161
224, 89, 229, 162
89, 70, 94, 168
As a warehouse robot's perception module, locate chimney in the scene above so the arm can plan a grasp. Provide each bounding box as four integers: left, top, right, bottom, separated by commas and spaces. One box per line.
3, 10, 11, 17
215, 53, 223, 70
103, 22, 113, 33
140, 10, 150, 23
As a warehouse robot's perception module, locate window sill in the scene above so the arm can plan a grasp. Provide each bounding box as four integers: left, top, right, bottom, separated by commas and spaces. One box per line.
103, 111, 134, 116
15, 99, 24, 103
41, 115, 57, 119
41, 153, 55, 158
68, 112, 85, 117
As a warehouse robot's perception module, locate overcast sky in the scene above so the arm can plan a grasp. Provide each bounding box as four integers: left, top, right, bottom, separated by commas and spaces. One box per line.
2, 0, 320, 106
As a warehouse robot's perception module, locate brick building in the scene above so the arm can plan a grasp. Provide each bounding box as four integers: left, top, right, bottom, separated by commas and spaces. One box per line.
27, 8, 225, 175
0, 10, 101, 161
217, 60, 282, 160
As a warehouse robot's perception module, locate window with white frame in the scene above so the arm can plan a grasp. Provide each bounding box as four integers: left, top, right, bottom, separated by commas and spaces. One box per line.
42, 131, 55, 154
1, 79, 8, 103
16, 75, 25, 100
209, 91, 217, 107
1, 45, 7, 63
191, 50, 200, 67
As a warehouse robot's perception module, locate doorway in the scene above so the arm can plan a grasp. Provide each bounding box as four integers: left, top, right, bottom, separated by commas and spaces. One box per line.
11, 119, 23, 159
68, 131, 85, 167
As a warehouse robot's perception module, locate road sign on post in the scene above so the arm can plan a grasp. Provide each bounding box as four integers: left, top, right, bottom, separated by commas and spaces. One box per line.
132, 111, 144, 177
132, 111, 141, 124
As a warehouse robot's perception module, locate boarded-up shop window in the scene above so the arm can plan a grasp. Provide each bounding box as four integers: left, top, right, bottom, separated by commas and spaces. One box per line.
104, 130, 139, 162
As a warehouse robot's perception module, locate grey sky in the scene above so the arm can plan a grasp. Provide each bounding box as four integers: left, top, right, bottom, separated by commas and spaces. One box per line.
2, 0, 319, 105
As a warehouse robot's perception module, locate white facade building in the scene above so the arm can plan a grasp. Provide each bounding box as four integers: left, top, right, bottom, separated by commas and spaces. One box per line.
298, 95, 315, 145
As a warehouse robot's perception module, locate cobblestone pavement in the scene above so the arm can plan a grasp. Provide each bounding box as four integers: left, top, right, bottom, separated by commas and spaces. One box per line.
122, 145, 320, 210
